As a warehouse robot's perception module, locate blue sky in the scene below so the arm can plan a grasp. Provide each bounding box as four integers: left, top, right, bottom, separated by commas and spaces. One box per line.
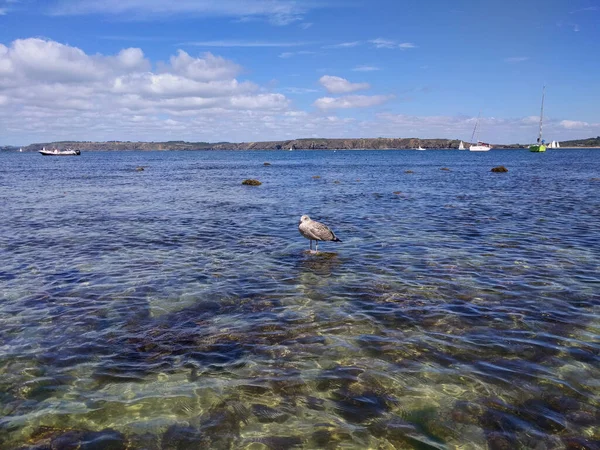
1, 0, 599, 145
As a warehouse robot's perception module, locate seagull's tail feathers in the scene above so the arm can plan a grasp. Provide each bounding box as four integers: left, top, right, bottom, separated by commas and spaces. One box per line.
332, 236, 342, 243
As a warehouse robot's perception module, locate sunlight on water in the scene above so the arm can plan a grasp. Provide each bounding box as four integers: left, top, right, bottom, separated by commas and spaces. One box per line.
0, 149, 599, 449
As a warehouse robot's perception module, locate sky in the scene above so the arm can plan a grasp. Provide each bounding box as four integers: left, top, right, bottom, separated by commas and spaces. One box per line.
1, 0, 599, 145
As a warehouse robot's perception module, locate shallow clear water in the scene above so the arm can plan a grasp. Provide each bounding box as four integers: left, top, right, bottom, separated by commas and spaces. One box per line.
1, 149, 598, 449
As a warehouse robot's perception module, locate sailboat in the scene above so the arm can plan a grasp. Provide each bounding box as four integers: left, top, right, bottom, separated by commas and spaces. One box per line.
469, 112, 491, 152
417, 144, 426, 151
458, 141, 465, 150
529, 86, 547, 152
549, 140, 560, 149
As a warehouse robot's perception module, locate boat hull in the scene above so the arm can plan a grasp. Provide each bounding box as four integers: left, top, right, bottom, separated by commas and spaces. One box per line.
529, 145, 546, 153
39, 150, 81, 156
469, 145, 491, 152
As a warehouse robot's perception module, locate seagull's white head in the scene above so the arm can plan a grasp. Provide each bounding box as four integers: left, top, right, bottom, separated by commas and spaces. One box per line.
300, 215, 310, 223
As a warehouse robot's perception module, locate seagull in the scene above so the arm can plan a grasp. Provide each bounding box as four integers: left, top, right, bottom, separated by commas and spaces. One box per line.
298, 215, 341, 253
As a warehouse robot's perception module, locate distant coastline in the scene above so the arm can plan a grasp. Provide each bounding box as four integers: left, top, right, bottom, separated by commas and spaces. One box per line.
2, 136, 599, 152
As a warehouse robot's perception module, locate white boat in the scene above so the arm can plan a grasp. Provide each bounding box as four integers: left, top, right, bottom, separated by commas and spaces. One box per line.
549, 140, 560, 148
469, 112, 491, 152
39, 146, 81, 156
416, 145, 426, 150
19, 148, 23, 152
458, 141, 465, 150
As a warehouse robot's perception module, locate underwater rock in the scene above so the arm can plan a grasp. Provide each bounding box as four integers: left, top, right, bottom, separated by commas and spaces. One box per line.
485, 431, 517, 450
303, 396, 326, 411
135, 167, 144, 171
50, 428, 127, 450
491, 166, 508, 172
404, 170, 414, 173
331, 389, 394, 423
566, 410, 597, 426
518, 399, 567, 433
242, 179, 262, 186
440, 167, 451, 171
187, 402, 247, 448
244, 436, 303, 449
310, 424, 353, 449
161, 424, 206, 450
315, 365, 364, 391
562, 436, 600, 450
451, 401, 486, 426
251, 404, 290, 423
333, 180, 341, 184
312, 175, 321, 179
264, 162, 271, 166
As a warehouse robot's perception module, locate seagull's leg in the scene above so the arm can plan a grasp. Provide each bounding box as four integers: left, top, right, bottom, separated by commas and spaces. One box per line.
309, 240, 313, 251
315, 241, 319, 254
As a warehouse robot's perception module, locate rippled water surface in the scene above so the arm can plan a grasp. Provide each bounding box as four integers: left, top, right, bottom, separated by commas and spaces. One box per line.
1, 149, 599, 449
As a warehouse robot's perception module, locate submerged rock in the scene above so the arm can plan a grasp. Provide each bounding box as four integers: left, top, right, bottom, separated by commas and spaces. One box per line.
135, 167, 144, 171
162, 424, 206, 450
440, 167, 451, 171
491, 166, 508, 172
53, 429, 127, 450
22, 427, 127, 450
264, 162, 271, 166
405, 170, 414, 174
251, 404, 290, 423
242, 179, 262, 186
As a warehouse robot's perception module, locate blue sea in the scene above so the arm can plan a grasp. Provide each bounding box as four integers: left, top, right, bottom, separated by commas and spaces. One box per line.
1, 149, 598, 449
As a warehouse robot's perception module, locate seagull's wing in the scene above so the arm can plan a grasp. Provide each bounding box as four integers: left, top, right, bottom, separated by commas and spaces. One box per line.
309, 221, 337, 241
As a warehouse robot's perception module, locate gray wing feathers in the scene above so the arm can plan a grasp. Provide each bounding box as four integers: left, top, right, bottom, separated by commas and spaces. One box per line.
307, 221, 336, 241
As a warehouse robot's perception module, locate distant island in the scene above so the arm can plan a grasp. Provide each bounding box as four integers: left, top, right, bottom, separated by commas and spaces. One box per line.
2, 136, 600, 152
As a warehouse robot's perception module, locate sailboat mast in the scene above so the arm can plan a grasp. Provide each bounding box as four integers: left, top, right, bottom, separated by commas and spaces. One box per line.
537, 86, 545, 143
471, 111, 481, 143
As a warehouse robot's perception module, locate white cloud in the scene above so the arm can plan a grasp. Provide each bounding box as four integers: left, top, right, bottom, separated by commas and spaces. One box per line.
168, 50, 241, 81
560, 120, 590, 129
278, 50, 316, 58
0, 38, 293, 142
324, 41, 362, 48
352, 65, 380, 72
369, 39, 416, 50
319, 75, 370, 94
181, 40, 311, 48
279, 87, 319, 94
369, 38, 397, 49
504, 56, 529, 63
50, 0, 318, 26
570, 6, 599, 13
314, 95, 393, 110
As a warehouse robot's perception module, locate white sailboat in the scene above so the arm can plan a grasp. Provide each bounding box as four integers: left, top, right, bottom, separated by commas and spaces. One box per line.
417, 145, 426, 151
469, 112, 491, 152
458, 141, 465, 150
549, 140, 560, 149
